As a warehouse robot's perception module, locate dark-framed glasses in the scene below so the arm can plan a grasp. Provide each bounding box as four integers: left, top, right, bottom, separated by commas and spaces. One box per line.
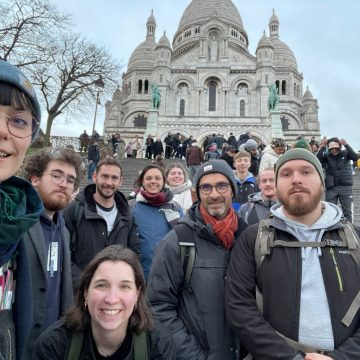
198, 182, 230, 195
0, 111, 39, 138
43, 172, 77, 188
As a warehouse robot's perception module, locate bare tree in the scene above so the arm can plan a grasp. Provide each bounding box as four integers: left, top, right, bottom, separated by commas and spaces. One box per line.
0, 0, 70, 67
29, 33, 121, 146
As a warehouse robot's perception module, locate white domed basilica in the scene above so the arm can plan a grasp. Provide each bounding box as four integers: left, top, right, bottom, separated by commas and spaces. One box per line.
103, 0, 320, 145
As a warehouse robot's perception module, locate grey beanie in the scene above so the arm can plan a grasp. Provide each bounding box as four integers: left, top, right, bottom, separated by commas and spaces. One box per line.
0, 60, 41, 143
275, 148, 325, 186
245, 139, 258, 151
193, 159, 237, 199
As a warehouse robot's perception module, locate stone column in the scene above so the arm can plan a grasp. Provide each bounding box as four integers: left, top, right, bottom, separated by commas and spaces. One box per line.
270, 110, 284, 139
144, 109, 159, 140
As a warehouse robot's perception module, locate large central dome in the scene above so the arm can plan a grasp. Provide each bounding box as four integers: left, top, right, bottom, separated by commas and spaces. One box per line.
178, 0, 245, 31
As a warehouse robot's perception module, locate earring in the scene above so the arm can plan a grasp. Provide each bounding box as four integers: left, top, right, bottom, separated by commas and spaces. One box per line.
84, 300, 88, 309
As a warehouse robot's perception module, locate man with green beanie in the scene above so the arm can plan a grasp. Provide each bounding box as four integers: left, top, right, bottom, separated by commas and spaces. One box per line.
226, 148, 360, 360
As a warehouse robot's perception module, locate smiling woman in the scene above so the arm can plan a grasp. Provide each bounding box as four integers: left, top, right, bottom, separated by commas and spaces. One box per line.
0, 60, 44, 359
33, 245, 176, 359
129, 164, 184, 280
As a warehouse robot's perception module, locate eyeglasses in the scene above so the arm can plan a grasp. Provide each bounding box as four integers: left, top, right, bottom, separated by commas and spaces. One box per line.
198, 182, 230, 195
43, 172, 77, 188
0, 112, 39, 138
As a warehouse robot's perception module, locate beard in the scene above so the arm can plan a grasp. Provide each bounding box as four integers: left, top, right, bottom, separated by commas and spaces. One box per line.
278, 185, 323, 217
96, 183, 117, 199
205, 198, 229, 219
38, 189, 71, 212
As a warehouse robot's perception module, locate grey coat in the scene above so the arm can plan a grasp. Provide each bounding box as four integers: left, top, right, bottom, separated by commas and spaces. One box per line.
146, 203, 247, 360
21, 220, 73, 359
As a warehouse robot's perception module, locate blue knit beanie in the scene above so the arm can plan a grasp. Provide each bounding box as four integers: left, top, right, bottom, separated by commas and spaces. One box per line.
0, 60, 41, 143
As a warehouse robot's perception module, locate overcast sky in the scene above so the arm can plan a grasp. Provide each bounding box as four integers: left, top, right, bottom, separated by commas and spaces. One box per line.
51, 0, 360, 151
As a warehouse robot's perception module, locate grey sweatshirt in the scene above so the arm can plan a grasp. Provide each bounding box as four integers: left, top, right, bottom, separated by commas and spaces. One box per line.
271, 201, 342, 351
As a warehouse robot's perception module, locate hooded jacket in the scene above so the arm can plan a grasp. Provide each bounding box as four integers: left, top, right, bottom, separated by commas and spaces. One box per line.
147, 202, 247, 360
232, 172, 258, 211
63, 184, 140, 288
226, 202, 360, 360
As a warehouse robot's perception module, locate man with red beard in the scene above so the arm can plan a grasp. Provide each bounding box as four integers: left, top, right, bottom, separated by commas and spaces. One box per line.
22, 147, 82, 358
226, 148, 360, 360
147, 160, 248, 359
63, 157, 140, 290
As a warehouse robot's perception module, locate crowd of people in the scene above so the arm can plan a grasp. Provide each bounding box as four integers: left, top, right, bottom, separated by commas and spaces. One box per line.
2, 59, 360, 360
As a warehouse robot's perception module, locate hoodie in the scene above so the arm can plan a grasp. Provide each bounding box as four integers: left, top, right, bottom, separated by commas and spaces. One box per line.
271, 202, 342, 351
232, 171, 258, 212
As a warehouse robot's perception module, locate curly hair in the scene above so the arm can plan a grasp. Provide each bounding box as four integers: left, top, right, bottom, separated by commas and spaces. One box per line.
23, 147, 83, 188
63, 246, 154, 333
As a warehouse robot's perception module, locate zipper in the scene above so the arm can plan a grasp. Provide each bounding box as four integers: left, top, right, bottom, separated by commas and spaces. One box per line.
329, 247, 344, 292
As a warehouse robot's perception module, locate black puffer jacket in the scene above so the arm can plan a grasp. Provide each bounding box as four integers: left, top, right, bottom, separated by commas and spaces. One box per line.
147, 202, 248, 360
225, 218, 360, 360
317, 144, 358, 188
63, 184, 140, 288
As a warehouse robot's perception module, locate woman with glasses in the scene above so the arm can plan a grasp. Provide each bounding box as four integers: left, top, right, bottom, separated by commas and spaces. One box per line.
129, 164, 183, 280
0, 60, 43, 359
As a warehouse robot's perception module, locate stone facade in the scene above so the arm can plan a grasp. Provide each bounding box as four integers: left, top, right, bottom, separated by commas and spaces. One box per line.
103, 0, 320, 146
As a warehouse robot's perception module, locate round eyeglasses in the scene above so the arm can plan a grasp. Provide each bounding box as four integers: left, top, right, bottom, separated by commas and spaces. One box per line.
42, 172, 78, 188
198, 182, 230, 195
0, 111, 39, 138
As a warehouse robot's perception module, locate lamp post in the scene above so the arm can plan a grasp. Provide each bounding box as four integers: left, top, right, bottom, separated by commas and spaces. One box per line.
91, 76, 105, 136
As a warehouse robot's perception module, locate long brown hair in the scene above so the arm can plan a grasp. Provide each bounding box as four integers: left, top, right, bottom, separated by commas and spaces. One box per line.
63, 246, 154, 333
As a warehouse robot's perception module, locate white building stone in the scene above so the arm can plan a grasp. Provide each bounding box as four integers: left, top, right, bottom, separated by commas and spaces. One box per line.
103, 0, 320, 146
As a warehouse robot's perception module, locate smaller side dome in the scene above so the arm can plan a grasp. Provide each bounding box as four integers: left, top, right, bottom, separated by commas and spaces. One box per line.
156, 31, 171, 50
257, 31, 273, 50
303, 86, 313, 100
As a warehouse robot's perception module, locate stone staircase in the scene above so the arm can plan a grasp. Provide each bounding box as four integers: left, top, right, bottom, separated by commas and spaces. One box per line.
81, 158, 360, 226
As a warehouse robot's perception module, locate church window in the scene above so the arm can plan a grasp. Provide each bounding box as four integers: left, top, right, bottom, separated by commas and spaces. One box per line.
209, 82, 217, 111
180, 99, 185, 116
144, 80, 149, 94
237, 82, 248, 96
160, 74, 163, 83
240, 100, 245, 117
282, 80, 286, 95
265, 75, 268, 84
297, 85, 300, 98
138, 80, 142, 94
294, 82, 296, 97
265, 51, 268, 58
128, 82, 131, 95
275, 80, 280, 94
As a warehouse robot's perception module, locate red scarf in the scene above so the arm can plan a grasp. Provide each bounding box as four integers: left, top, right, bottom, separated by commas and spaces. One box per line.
199, 204, 238, 249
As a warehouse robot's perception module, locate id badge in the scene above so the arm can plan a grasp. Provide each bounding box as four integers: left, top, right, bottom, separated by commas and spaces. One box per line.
47, 242, 59, 276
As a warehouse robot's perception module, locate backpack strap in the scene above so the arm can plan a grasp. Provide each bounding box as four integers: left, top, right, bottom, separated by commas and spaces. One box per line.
70, 202, 84, 253
254, 218, 273, 272
67, 331, 84, 360
133, 331, 149, 360
174, 224, 196, 291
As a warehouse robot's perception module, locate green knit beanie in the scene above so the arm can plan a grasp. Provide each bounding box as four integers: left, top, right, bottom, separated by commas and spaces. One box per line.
275, 148, 325, 186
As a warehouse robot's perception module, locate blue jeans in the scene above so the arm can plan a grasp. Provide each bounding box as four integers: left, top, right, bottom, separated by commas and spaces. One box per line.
87, 161, 97, 180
